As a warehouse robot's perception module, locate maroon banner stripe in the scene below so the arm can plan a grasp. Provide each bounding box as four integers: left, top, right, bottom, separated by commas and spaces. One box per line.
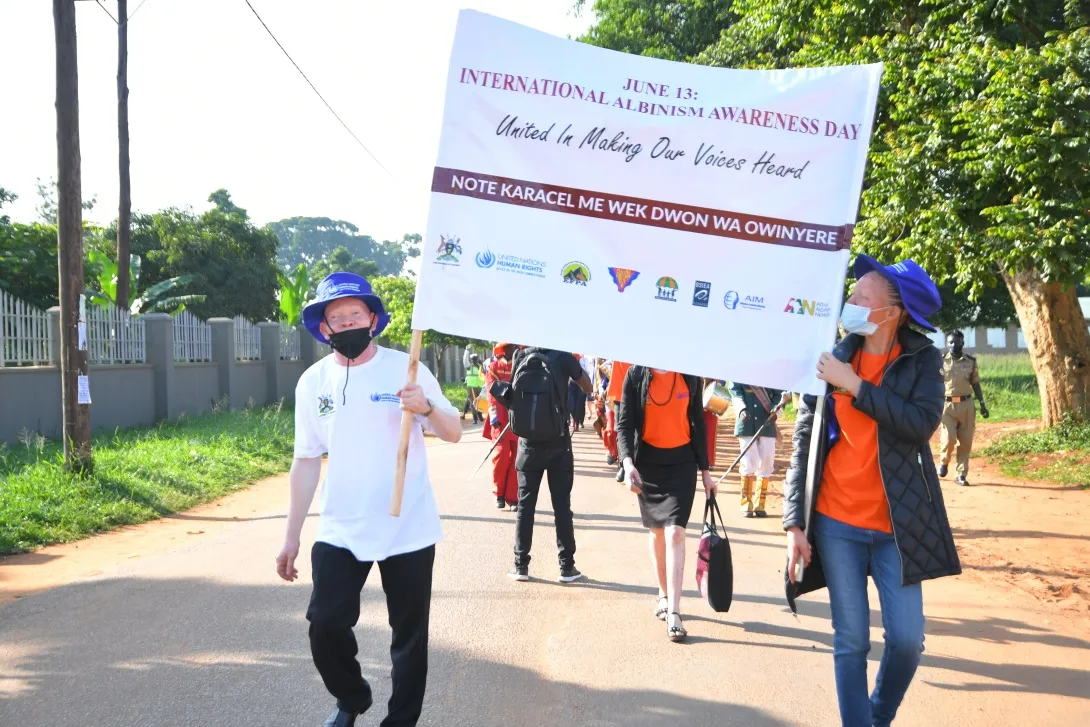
431, 166, 853, 251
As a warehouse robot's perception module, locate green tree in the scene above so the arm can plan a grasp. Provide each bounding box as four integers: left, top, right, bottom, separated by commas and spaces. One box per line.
370, 275, 417, 348
0, 186, 15, 225
34, 176, 96, 225
208, 188, 248, 219
683, 1, 1089, 426
308, 246, 381, 294
270, 216, 420, 276
147, 193, 279, 321
575, 0, 736, 61
0, 222, 62, 309
369, 275, 486, 374
85, 249, 206, 314
931, 280, 1017, 335
276, 263, 310, 326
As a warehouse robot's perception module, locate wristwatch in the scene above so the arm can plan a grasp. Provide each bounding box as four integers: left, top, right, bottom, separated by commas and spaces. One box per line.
422, 398, 435, 417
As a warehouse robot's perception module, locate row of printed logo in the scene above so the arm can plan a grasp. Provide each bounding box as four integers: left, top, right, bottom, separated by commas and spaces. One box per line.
433, 235, 830, 317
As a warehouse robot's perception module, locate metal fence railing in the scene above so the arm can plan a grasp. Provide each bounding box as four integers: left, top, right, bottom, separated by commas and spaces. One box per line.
279, 322, 301, 360
173, 310, 212, 362
0, 290, 51, 367
233, 315, 262, 361
87, 302, 145, 364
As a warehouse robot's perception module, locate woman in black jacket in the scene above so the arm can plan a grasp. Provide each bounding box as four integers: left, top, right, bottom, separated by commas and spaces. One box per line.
617, 366, 716, 642
784, 256, 960, 727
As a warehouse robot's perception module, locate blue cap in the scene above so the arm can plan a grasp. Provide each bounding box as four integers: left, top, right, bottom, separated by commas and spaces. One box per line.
302, 272, 389, 344
852, 255, 941, 332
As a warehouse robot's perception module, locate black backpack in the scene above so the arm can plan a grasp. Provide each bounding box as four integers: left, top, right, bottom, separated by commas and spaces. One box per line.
509, 350, 566, 441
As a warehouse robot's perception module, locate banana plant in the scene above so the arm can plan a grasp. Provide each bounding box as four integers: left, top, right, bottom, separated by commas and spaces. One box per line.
276, 263, 309, 326
86, 249, 205, 315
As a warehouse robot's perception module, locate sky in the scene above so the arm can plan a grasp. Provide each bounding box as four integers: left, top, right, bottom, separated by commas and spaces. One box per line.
0, 0, 594, 250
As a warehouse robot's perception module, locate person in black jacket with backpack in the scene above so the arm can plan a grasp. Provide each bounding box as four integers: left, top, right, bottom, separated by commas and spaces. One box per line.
784, 256, 960, 727
506, 347, 593, 583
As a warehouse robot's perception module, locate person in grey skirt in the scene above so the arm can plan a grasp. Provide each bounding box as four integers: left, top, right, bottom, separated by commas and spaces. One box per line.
617, 366, 716, 642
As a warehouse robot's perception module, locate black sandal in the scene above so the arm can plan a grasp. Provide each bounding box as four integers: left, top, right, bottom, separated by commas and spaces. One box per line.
667, 612, 687, 642
654, 595, 668, 621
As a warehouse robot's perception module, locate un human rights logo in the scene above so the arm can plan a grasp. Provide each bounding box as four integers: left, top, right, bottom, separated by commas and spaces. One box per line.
476, 249, 496, 269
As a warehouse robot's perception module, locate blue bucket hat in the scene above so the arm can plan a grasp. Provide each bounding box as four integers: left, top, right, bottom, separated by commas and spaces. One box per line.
852, 255, 941, 332
302, 272, 389, 344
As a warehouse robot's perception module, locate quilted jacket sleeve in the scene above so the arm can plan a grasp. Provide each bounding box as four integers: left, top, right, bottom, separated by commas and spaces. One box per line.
783, 393, 816, 532
616, 366, 641, 463
852, 345, 944, 445
687, 375, 710, 471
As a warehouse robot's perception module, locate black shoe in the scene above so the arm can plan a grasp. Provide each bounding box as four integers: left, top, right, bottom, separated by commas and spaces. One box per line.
606, 455, 616, 466
743, 511, 755, 518
324, 693, 371, 727
938, 463, 948, 478
615, 466, 625, 483
496, 496, 506, 509
956, 475, 969, 486
754, 510, 767, 518
559, 566, 584, 583
508, 565, 529, 581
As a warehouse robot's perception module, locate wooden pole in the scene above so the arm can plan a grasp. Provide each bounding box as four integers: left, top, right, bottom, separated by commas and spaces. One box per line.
115, 0, 132, 310
54, 0, 92, 472
390, 329, 423, 516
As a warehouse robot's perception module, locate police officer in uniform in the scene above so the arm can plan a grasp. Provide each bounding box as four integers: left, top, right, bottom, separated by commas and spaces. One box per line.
939, 330, 989, 485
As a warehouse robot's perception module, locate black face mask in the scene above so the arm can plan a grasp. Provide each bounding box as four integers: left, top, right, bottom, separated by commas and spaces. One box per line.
328, 326, 373, 361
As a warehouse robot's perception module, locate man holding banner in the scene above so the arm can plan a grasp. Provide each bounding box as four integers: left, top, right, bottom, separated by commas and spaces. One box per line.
275, 272, 462, 727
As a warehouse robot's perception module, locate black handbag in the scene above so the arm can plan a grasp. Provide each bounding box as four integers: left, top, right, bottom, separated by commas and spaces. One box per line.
695, 496, 734, 612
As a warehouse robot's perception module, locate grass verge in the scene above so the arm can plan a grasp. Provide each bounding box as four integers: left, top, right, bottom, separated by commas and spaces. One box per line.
981, 418, 1090, 488
0, 403, 294, 553
975, 353, 1040, 422
441, 382, 470, 408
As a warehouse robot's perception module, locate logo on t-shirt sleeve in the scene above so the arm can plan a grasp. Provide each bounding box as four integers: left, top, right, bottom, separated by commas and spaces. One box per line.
318, 394, 335, 417
370, 392, 401, 404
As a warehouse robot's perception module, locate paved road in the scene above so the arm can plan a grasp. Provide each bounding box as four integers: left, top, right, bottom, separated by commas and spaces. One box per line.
1, 427, 1087, 726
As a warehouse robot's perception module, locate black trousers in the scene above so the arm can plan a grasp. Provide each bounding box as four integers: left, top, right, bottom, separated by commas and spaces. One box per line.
514, 438, 576, 570
307, 542, 435, 727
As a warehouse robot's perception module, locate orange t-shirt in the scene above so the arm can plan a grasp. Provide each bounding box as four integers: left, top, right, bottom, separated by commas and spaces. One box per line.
642, 372, 691, 449
816, 345, 901, 533
607, 361, 631, 403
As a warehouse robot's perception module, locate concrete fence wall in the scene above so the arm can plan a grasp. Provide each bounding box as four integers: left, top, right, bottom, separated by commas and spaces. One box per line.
0, 316, 324, 445
0, 313, 478, 445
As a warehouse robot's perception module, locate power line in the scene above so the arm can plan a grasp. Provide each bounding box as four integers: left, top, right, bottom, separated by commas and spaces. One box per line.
128, 0, 150, 21
94, 0, 118, 24
241, 0, 395, 178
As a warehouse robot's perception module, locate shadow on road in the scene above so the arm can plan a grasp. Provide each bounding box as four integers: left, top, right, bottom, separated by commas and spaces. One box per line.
0, 576, 792, 726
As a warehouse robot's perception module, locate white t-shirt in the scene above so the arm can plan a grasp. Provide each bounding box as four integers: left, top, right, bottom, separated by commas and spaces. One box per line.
293, 346, 457, 562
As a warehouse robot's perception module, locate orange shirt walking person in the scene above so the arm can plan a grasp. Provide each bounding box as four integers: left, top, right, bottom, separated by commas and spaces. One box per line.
617, 366, 715, 643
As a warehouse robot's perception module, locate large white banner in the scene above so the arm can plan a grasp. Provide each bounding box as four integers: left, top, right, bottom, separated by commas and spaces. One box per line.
413, 11, 882, 395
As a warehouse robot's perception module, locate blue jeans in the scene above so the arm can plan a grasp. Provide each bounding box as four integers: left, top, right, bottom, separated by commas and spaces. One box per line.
814, 513, 925, 727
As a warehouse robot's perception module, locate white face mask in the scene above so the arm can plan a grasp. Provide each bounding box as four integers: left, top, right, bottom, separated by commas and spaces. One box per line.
840, 303, 891, 336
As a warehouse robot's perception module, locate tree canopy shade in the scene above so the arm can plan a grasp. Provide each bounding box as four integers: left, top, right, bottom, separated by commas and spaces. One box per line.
270, 217, 421, 276
581, 0, 1090, 425
574, 0, 737, 61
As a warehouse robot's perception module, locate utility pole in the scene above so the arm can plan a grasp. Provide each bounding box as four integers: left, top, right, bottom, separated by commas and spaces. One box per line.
116, 0, 131, 310
54, 0, 93, 471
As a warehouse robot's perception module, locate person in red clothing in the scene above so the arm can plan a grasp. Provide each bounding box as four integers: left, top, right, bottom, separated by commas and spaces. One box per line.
484, 342, 518, 510
605, 360, 631, 481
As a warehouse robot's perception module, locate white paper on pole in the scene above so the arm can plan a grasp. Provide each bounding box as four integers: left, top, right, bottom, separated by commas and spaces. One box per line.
413, 11, 882, 395
77, 375, 91, 405
78, 322, 87, 351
